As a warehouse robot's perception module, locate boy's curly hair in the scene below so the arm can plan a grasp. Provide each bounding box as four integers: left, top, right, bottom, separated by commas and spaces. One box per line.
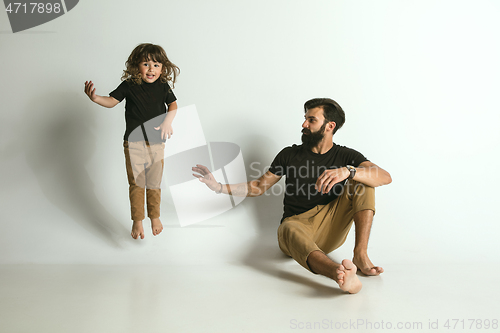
121, 43, 180, 87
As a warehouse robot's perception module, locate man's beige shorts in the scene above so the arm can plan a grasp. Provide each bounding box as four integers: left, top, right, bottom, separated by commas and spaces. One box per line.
277, 180, 375, 272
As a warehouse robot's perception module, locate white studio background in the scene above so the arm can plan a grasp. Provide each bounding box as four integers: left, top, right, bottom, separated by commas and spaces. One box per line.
1, 0, 499, 266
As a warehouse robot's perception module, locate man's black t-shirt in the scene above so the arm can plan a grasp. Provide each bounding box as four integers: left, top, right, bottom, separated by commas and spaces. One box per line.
269, 143, 368, 222
109, 79, 176, 143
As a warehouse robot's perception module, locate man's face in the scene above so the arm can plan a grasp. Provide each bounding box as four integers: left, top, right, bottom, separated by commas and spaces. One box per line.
301, 107, 329, 148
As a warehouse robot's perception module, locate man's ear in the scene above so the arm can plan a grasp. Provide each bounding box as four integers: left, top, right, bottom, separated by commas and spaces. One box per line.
328, 121, 337, 132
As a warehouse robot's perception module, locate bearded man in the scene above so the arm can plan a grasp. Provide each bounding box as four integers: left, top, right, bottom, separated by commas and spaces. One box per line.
193, 98, 392, 294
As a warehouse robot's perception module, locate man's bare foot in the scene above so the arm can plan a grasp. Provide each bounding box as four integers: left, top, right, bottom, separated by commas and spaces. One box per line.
353, 253, 384, 276
151, 218, 163, 236
307, 251, 362, 294
131, 220, 144, 239
336, 259, 362, 294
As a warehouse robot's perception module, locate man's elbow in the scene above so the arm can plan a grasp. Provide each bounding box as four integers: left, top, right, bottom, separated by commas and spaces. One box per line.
384, 172, 392, 185
374, 171, 392, 187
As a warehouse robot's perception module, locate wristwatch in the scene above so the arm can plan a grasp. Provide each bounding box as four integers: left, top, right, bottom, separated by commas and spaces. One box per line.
346, 165, 356, 179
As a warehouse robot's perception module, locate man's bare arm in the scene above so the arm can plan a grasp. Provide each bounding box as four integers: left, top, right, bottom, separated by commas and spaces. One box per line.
316, 161, 392, 194
192, 165, 282, 197
225, 171, 282, 197
352, 161, 392, 188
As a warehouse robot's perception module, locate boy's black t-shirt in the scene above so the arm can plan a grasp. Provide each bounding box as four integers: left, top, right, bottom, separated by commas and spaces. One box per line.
268, 143, 368, 222
109, 79, 176, 143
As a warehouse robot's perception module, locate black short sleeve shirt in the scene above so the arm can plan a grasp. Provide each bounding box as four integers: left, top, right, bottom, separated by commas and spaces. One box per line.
109, 79, 176, 143
269, 143, 368, 222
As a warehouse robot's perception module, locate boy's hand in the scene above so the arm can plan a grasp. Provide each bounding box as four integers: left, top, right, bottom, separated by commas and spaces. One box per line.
83, 81, 119, 108
154, 122, 173, 140
84, 81, 97, 101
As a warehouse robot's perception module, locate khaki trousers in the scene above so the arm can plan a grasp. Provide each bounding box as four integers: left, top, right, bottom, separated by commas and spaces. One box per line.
124, 141, 164, 221
277, 180, 375, 272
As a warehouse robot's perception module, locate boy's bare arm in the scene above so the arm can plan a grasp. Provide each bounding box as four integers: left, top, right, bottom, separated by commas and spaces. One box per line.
154, 101, 178, 140
192, 165, 282, 197
84, 81, 119, 108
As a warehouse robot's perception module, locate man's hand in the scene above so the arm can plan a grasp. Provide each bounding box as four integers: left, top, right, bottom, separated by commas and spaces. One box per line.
84, 81, 97, 101
154, 122, 173, 140
316, 167, 350, 194
192, 164, 220, 191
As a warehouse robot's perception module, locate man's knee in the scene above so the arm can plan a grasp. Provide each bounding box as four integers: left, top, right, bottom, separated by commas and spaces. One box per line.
277, 221, 295, 246
278, 220, 308, 255
277, 222, 292, 256
345, 180, 375, 213
278, 220, 305, 239
345, 179, 372, 196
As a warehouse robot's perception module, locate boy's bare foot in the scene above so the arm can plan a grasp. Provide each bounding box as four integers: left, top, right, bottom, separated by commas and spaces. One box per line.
151, 218, 163, 236
131, 220, 144, 239
336, 259, 362, 294
353, 253, 384, 276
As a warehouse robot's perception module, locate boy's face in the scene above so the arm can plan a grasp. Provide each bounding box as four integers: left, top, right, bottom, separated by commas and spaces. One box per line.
139, 59, 163, 83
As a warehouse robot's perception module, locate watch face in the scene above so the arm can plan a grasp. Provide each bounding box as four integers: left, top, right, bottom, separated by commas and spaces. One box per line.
347, 165, 355, 179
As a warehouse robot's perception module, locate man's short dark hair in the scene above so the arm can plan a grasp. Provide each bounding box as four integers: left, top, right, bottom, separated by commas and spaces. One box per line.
304, 98, 345, 135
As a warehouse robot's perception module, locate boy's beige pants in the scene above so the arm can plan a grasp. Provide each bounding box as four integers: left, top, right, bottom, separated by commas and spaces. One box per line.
277, 180, 375, 272
123, 141, 164, 221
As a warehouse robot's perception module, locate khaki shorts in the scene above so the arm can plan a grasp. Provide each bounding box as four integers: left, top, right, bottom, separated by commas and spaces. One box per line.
277, 180, 375, 272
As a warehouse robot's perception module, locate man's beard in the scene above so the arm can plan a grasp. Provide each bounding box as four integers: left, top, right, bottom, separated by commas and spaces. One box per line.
301, 122, 327, 149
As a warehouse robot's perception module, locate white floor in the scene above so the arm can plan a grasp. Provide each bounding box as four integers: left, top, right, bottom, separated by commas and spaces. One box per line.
1, 255, 499, 332
1, 178, 498, 332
